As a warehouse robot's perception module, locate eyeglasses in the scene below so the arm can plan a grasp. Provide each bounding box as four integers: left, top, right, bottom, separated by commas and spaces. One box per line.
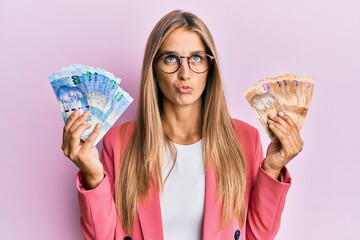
155, 51, 214, 74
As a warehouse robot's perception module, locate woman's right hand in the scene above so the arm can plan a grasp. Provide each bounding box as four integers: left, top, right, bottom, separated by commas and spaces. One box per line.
61, 110, 104, 189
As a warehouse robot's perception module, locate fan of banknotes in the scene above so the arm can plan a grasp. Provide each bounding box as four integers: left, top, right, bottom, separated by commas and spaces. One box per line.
244, 74, 314, 140
48, 64, 133, 145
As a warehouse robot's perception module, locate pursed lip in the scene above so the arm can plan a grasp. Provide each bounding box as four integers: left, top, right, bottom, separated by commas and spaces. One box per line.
177, 85, 193, 93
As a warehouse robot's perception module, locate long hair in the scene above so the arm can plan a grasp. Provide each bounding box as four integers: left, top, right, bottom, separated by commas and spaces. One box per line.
115, 10, 247, 234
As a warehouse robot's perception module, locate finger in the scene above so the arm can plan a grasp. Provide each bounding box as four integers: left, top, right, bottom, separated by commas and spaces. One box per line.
268, 112, 290, 130
270, 112, 302, 145
270, 120, 303, 159
68, 111, 91, 134
269, 111, 305, 158
268, 122, 297, 157
82, 123, 102, 151
62, 110, 80, 150
68, 122, 93, 151
268, 112, 297, 146
279, 111, 296, 127
279, 112, 303, 146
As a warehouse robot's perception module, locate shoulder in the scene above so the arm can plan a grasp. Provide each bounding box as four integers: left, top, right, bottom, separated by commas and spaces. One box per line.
99, 121, 136, 179
231, 119, 264, 183
102, 121, 136, 150
231, 118, 262, 163
231, 118, 259, 141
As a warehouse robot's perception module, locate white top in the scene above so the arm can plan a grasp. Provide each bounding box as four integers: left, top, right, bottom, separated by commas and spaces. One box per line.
160, 140, 205, 240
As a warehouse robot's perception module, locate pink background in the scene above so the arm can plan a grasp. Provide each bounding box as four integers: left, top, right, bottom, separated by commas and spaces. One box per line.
1, 0, 359, 239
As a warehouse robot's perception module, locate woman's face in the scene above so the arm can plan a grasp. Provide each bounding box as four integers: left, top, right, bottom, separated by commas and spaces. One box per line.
155, 27, 208, 109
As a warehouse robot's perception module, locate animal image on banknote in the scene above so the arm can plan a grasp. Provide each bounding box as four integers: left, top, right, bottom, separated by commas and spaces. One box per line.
48, 64, 134, 145
244, 74, 314, 140
57, 86, 89, 118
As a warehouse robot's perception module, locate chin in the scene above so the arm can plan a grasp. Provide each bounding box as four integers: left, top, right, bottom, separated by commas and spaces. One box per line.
175, 94, 201, 106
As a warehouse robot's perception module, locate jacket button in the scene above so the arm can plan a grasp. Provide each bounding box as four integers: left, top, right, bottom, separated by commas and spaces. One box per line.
123, 237, 132, 240
234, 229, 240, 240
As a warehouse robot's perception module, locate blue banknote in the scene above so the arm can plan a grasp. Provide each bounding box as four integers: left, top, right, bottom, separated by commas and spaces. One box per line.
49, 64, 133, 145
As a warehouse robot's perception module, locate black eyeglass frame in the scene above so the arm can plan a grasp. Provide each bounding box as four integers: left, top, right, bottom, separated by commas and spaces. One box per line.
154, 51, 215, 74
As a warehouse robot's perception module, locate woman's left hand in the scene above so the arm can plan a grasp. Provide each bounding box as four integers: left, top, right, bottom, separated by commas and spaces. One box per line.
262, 111, 304, 180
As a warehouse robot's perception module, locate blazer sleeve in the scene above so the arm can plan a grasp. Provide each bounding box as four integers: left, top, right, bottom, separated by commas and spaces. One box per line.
245, 129, 292, 239
76, 132, 118, 240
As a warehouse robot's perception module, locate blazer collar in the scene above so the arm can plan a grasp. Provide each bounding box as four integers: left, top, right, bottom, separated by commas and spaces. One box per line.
137, 164, 221, 240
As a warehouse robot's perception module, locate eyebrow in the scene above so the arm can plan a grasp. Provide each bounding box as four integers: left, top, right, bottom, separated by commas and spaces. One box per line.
157, 50, 206, 56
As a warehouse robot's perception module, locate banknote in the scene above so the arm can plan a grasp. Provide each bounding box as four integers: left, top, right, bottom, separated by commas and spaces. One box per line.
244, 82, 285, 140
49, 64, 133, 145
244, 74, 314, 140
98, 88, 134, 142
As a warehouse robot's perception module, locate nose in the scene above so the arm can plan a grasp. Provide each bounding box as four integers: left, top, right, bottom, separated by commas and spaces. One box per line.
178, 58, 191, 81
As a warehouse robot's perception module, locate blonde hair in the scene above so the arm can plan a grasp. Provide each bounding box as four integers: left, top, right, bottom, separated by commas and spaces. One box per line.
115, 10, 247, 234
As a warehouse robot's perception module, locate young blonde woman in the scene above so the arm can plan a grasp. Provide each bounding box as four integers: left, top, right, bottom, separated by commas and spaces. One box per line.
62, 10, 303, 240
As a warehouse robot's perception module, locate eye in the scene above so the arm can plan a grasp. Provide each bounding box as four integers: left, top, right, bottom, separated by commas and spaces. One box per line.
164, 54, 178, 63
191, 54, 202, 63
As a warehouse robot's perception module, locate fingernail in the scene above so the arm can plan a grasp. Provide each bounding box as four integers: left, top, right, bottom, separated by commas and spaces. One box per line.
268, 120, 274, 124
84, 111, 90, 116
269, 112, 276, 118
269, 124, 274, 128
279, 111, 285, 117
96, 123, 102, 128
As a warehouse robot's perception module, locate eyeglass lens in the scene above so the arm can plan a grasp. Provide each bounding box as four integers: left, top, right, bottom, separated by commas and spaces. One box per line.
157, 52, 212, 74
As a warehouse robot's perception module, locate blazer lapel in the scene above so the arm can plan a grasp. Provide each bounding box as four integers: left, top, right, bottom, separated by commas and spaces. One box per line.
202, 164, 222, 240
137, 178, 164, 240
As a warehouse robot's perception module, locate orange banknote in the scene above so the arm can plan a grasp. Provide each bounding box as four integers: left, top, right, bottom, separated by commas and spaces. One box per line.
244, 74, 314, 140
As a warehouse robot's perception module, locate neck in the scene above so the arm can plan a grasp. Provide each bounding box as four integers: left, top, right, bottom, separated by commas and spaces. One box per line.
161, 100, 202, 145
